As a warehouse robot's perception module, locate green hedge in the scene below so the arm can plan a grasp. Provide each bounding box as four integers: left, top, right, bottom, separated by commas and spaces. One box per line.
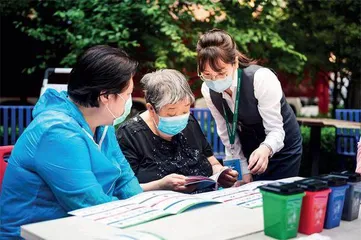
0, 126, 21, 145
300, 126, 336, 153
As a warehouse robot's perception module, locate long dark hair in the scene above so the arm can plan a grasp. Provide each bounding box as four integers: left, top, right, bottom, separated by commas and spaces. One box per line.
196, 29, 257, 72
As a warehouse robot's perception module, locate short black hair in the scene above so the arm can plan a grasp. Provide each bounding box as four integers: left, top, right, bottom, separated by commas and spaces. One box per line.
68, 45, 138, 107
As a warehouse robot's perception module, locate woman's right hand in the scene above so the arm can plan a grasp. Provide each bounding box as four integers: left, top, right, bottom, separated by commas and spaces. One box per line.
159, 173, 186, 190
159, 174, 196, 193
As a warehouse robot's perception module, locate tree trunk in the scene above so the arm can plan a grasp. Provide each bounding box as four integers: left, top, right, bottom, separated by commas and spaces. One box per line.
346, 68, 361, 109
332, 70, 340, 118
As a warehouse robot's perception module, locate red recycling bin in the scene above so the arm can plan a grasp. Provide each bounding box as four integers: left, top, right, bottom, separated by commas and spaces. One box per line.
296, 179, 331, 235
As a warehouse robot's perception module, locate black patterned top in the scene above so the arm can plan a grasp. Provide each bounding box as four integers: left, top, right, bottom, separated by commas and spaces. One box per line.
117, 114, 213, 184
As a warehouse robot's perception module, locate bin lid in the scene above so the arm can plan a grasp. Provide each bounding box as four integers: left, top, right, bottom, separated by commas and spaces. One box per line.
330, 171, 361, 183
259, 182, 304, 195
295, 179, 329, 191
313, 175, 347, 187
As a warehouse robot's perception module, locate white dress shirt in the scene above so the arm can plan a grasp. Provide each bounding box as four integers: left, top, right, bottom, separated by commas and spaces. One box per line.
201, 68, 285, 175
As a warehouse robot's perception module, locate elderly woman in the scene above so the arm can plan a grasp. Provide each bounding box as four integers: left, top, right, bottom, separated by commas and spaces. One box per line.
117, 69, 238, 192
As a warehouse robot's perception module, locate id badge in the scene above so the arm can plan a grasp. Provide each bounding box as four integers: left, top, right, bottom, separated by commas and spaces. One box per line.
223, 158, 242, 180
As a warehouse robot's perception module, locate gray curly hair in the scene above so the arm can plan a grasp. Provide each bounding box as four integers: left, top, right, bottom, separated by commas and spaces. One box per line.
140, 69, 195, 112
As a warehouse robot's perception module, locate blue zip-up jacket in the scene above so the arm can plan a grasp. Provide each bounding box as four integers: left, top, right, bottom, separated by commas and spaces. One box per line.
0, 89, 142, 239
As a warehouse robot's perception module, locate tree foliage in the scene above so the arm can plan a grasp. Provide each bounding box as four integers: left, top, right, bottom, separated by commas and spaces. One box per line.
280, 0, 361, 109
3, 0, 360, 108
11, 0, 307, 74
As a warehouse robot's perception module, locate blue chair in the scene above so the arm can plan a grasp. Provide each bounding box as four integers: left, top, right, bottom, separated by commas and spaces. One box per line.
0, 106, 34, 146
335, 109, 361, 157
190, 108, 225, 160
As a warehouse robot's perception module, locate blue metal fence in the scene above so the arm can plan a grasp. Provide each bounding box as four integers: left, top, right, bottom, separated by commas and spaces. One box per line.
0, 106, 34, 146
335, 109, 361, 157
0, 106, 226, 159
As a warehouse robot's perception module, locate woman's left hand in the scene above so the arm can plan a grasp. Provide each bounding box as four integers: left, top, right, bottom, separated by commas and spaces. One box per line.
248, 145, 271, 175
218, 168, 239, 188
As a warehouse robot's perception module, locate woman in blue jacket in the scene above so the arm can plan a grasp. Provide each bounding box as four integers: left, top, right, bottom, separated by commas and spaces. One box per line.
0, 45, 143, 238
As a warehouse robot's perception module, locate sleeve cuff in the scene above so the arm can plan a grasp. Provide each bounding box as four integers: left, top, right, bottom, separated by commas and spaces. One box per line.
117, 177, 143, 199
261, 141, 276, 157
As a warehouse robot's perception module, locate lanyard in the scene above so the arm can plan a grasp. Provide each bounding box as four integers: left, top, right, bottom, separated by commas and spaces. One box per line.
222, 68, 242, 145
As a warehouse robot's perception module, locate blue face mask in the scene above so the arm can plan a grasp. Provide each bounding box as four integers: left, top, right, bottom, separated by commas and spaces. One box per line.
155, 113, 190, 136
107, 94, 132, 126
205, 74, 233, 93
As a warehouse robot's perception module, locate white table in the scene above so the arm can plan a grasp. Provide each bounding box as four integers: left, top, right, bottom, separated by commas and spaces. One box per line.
21, 204, 264, 240
21, 217, 124, 240
21, 203, 361, 240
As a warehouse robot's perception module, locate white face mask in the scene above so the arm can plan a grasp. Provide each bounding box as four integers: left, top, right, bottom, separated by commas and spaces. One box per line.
106, 94, 133, 126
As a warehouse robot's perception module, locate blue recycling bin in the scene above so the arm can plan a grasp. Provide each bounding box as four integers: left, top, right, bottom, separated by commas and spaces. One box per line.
315, 175, 349, 229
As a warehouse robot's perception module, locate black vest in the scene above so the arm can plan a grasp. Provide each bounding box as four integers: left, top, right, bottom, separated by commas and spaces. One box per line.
210, 65, 302, 160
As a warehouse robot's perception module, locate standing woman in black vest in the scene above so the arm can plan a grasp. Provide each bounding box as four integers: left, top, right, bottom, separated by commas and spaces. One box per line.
196, 29, 302, 182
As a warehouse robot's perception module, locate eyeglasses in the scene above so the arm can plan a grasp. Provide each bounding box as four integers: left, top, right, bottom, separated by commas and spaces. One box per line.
197, 65, 232, 82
